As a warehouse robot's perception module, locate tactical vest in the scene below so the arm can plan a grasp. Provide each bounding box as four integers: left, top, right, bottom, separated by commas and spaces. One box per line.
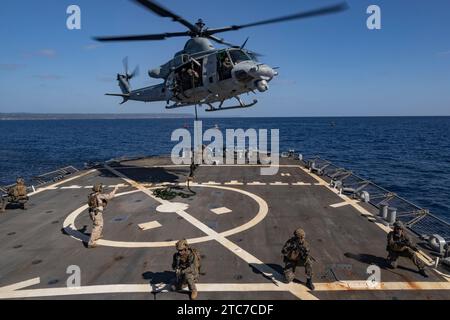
284, 239, 308, 261
13, 185, 27, 198
88, 192, 100, 211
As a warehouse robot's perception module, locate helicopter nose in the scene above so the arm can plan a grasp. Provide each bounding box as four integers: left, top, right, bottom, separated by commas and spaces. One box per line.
249, 64, 277, 81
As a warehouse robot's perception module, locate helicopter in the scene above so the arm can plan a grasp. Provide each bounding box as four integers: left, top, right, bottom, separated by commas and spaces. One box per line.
95, 0, 348, 112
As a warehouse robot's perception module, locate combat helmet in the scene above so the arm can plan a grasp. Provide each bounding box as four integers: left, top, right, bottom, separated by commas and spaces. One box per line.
176, 239, 189, 251
393, 221, 404, 229
294, 228, 306, 239
92, 183, 103, 193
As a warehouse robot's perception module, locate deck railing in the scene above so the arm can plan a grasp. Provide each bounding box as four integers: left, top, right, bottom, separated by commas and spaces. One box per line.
303, 155, 450, 243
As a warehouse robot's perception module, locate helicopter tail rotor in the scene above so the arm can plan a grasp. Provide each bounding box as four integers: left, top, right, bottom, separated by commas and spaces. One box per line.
117, 57, 140, 94
106, 57, 140, 104
122, 56, 140, 81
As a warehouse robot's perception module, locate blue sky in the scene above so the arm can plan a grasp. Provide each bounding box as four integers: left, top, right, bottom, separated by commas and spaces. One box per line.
0, 0, 449, 116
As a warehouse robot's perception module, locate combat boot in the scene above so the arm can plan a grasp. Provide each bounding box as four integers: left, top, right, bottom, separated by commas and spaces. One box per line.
190, 290, 198, 300
88, 243, 97, 249
306, 278, 315, 291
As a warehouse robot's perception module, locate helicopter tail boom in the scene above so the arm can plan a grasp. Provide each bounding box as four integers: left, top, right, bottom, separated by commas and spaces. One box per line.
105, 93, 130, 105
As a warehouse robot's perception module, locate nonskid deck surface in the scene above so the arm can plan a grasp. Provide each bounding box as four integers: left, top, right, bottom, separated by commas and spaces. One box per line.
0, 157, 449, 300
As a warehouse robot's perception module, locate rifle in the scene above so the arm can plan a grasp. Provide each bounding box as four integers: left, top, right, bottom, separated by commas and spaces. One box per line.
175, 268, 182, 290
285, 239, 312, 261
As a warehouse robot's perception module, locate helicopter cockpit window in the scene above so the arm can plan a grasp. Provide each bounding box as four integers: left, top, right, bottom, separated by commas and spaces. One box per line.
229, 50, 251, 64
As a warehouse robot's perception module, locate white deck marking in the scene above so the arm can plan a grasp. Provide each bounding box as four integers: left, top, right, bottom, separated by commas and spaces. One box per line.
60, 185, 83, 190
247, 182, 266, 185
102, 165, 316, 300
156, 202, 189, 213
224, 180, 244, 185
63, 184, 268, 248
314, 280, 450, 291
270, 182, 289, 186
45, 181, 333, 189
292, 182, 311, 186
27, 169, 97, 196
210, 207, 232, 215
58, 184, 127, 190
281, 173, 291, 177
0, 277, 40, 293
2, 278, 449, 299
202, 181, 220, 185
138, 221, 162, 231
108, 184, 127, 188
330, 201, 350, 208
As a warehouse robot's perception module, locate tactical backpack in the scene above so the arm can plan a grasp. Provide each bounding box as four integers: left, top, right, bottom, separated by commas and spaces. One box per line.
190, 247, 202, 271
13, 185, 27, 198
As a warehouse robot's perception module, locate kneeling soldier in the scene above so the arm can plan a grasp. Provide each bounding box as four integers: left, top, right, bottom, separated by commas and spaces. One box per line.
172, 239, 201, 300
282, 228, 315, 290
386, 221, 428, 277
1, 178, 29, 212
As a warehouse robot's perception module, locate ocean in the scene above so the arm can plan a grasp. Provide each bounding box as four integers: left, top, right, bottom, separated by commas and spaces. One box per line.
1, 117, 449, 221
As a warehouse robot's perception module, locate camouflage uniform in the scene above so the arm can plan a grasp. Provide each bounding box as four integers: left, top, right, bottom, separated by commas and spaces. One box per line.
282, 228, 314, 290
1, 178, 28, 212
386, 221, 427, 276
172, 239, 200, 300
87, 183, 118, 248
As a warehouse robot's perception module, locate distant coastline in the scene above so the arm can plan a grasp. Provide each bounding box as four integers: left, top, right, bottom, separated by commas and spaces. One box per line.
1, 113, 449, 120
0, 113, 193, 120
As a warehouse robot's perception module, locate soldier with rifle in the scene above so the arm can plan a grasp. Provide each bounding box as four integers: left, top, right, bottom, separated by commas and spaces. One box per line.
281, 228, 315, 290
172, 239, 201, 300
1, 178, 29, 212
386, 221, 428, 277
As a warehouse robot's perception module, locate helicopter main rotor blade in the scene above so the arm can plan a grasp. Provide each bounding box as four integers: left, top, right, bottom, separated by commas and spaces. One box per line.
206, 35, 237, 47
132, 0, 199, 33
206, 2, 349, 35
207, 35, 263, 57
94, 31, 191, 42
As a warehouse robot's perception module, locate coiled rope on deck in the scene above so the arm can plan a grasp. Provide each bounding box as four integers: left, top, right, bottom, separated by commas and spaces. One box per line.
153, 186, 196, 200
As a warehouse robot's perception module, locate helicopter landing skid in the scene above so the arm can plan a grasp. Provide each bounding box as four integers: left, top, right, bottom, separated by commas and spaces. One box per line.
165, 102, 196, 109
205, 97, 258, 112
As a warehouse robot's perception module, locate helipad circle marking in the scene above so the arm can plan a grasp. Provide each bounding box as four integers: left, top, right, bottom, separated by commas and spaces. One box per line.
63, 185, 268, 248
